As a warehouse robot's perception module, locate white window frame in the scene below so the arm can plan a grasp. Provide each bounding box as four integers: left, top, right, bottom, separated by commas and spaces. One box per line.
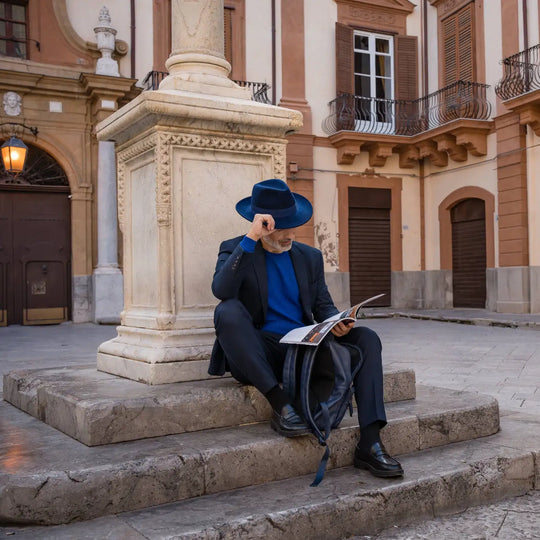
353, 30, 395, 132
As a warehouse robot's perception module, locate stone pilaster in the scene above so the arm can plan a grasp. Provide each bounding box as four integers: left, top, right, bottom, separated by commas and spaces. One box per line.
93, 140, 123, 324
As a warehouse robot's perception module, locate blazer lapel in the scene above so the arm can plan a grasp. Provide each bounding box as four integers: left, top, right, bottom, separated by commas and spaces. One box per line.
253, 242, 268, 317
290, 244, 311, 321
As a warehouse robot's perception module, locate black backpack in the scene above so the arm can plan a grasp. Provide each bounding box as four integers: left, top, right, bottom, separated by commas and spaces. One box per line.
283, 336, 363, 486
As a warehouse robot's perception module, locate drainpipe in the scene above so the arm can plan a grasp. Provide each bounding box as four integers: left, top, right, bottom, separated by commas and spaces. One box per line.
271, 0, 276, 104
522, 0, 528, 51
422, 0, 428, 96
130, 0, 136, 78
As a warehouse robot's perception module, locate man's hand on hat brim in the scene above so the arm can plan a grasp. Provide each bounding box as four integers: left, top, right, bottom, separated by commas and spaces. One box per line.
246, 213, 276, 242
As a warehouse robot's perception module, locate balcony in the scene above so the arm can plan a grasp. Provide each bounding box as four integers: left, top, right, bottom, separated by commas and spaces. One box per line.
322, 81, 494, 167
495, 44, 540, 136
495, 44, 540, 100
141, 70, 271, 104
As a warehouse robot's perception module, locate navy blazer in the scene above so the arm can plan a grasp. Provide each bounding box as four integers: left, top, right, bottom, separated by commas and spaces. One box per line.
209, 235, 339, 375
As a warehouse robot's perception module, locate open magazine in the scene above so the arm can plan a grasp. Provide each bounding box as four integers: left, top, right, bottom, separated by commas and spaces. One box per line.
279, 293, 385, 346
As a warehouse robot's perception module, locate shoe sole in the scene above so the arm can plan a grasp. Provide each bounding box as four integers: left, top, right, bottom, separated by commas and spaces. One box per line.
270, 420, 311, 438
354, 458, 404, 478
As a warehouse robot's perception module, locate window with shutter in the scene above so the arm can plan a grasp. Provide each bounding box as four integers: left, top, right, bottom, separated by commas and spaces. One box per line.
442, 2, 475, 85
354, 31, 395, 130
334, 23, 417, 134
0, 0, 27, 59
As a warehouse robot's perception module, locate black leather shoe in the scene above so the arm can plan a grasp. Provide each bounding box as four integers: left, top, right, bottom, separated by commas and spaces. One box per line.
354, 442, 404, 478
270, 404, 311, 437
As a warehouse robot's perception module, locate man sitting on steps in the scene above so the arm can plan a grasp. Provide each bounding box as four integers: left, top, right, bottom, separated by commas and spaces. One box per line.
209, 178, 403, 479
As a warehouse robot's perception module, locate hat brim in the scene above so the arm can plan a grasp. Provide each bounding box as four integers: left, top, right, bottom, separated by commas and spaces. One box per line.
236, 192, 313, 229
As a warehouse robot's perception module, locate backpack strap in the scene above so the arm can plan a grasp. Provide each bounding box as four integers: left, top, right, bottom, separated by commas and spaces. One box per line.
282, 338, 366, 487
282, 344, 300, 403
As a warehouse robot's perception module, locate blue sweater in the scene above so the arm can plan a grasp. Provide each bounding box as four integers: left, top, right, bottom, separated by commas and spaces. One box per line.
240, 236, 304, 335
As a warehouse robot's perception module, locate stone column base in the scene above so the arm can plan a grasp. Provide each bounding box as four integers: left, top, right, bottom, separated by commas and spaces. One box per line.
93, 266, 123, 324
97, 324, 216, 384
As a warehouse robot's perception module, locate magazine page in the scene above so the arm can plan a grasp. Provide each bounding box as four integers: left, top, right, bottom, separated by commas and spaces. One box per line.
279, 293, 385, 346
279, 319, 350, 346
325, 293, 386, 322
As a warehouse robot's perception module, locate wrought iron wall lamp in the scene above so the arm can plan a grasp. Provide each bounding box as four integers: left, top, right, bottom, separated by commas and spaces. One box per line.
0, 123, 38, 175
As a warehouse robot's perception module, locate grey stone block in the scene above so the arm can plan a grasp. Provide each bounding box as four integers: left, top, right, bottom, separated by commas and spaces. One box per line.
114, 421, 537, 540
3, 365, 415, 446
0, 385, 500, 525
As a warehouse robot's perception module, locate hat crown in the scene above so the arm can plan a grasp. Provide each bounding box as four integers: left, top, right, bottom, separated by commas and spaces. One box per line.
235, 178, 312, 229
250, 179, 296, 215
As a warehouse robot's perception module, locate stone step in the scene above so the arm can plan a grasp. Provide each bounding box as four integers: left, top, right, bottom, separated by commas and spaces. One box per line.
3, 364, 416, 446
0, 385, 499, 525
88, 412, 538, 540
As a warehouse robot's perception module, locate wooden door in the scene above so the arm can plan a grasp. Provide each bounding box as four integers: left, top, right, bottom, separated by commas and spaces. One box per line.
348, 187, 391, 306
0, 194, 10, 325
0, 189, 71, 325
451, 198, 486, 308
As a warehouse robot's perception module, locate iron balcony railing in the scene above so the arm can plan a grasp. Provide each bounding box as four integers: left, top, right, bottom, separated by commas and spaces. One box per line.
322, 80, 492, 136
141, 70, 271, 103
495, 44, 540, 100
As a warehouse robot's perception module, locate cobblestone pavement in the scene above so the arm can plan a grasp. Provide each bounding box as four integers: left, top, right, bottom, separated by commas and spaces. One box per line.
0, 313, 539, 538
353, 491, 540, 539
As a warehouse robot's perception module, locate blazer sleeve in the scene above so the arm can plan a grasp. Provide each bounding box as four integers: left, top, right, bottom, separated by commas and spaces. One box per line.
211, 237, 252, 300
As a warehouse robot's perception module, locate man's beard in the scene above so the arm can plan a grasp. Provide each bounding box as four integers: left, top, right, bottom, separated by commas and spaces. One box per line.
262, 236, 293, 253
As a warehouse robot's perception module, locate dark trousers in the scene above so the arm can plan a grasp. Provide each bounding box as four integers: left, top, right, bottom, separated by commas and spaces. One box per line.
214, 298, 387, 429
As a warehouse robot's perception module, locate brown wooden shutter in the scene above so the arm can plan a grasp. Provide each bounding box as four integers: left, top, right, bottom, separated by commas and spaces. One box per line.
457, 3, 474, 82
224, 7, 233, 70
394, 35, 418, 134
442, 3, 475, 85
451, 198, 486, 308
335, 22, 354, 96
335, 23, 354, 130
348, 188, 391, 306
394, 35, 418, 101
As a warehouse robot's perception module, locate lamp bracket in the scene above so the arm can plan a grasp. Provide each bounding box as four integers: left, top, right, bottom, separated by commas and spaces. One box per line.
0, 122, 39, 137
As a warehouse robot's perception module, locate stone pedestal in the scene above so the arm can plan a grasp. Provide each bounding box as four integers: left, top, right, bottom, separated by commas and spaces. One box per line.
95, 94, 301, 385
95, 0, 301, 384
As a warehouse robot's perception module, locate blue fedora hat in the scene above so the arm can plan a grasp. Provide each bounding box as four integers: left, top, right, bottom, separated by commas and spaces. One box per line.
236, 179, 313, 229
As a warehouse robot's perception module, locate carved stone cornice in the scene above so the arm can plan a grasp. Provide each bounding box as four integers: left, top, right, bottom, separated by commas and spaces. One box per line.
335, 0, 416, 34
428, 0, 471, 18
328, 119, 494, 167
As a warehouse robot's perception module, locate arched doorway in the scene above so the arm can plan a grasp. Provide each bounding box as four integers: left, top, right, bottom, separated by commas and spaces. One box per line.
451, 198, 486, 308
0, 143, 71, 325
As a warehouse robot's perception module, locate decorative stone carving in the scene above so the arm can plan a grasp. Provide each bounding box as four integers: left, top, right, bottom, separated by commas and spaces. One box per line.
336, 0, 415, 34
429, 0, 471, 18
94, 6, 120, 76
433, 134, 467, 162
452, 127, 488, 157
398, 145, 420, 168
366, 142, 395, 167
116, 130, 287, 233
417, 140, 448, 167
3, 91, 22, 116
